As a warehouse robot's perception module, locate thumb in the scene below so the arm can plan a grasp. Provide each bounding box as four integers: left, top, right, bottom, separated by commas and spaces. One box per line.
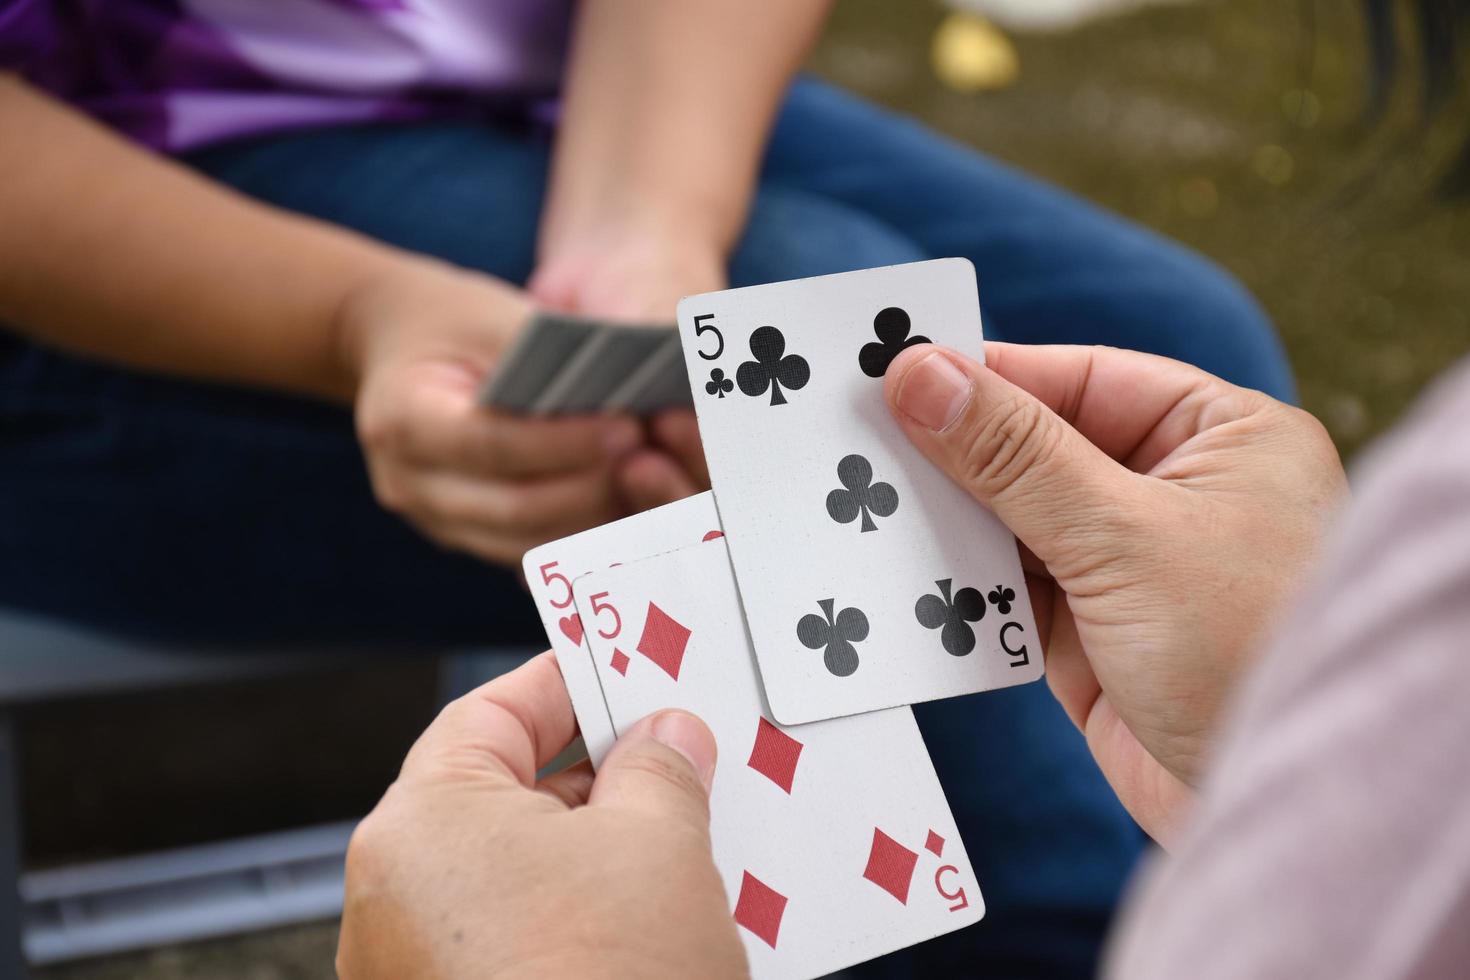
885, 344, 1141, 575
589, 710, 717, 829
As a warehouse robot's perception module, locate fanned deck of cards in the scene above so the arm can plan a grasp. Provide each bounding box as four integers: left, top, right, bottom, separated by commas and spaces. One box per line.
520, 259, 1040, 978
479, 311, 692, 415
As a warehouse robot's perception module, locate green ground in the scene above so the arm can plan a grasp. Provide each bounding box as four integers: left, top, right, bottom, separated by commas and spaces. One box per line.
36, 1, 1470, 977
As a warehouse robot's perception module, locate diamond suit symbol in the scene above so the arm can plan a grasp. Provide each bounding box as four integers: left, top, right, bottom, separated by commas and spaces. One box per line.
733, 871, 787, 949
924, 829, 945, 857
636, 602, 691, 680
609, 649, 630, 676
746, 717, 803, 794
862, 828, 919, 905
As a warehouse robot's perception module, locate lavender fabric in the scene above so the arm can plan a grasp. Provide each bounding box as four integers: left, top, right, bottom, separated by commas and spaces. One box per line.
0, 0, 572, 150
1107, 356, 1470, 979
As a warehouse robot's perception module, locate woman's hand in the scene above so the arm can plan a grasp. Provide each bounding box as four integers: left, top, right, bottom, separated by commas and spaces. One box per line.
528, 225, 718, 514
341, 259, 646, 565
885, 343, 1346, 844
338, 653, 746, 980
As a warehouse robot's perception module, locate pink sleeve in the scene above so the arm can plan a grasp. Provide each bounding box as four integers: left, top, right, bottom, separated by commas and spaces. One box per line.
1106, 359, 1470, 980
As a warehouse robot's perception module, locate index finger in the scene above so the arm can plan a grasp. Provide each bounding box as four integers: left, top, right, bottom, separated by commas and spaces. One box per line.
983, 342, 1264, 474
398, 651, 578, 789
471, 410, 642, 478
406, 383, 642, 478
650, 409, 710, 489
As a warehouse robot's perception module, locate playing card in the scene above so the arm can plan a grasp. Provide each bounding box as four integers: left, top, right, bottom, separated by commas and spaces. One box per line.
607, 333, 695, 414
522, 492, 725, 765
676, 259, 1042, 725
479, 311, 598, 413
481, 311, 689, 415
532, 322, 672, 414
576, 539, 983, 979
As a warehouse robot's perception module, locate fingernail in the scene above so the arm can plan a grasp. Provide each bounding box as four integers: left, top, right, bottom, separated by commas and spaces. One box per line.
650, 710, 716, 790
603, 419, 642, 458
894, 351, 973, 432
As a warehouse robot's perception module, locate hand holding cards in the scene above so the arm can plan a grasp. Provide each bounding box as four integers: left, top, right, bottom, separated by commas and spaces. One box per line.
677, 258, 1041, 724
575, 538, 982, 978
480, 310, 692, 415
524, 492, 725, 765
522, 259, 1041, 977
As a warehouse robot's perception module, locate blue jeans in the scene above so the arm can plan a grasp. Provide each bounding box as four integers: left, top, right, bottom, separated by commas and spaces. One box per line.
0, 80, 1292, 977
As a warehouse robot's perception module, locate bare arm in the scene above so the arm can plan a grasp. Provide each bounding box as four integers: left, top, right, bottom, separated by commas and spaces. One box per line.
530, 0, 832, 511
0, 75, 639, 565
536, 0, 832, 265
0, 74, 483, 402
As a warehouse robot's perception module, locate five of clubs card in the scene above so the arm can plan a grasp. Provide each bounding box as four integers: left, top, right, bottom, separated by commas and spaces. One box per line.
677, 258, 1042, 725
522, 258, 1040, 977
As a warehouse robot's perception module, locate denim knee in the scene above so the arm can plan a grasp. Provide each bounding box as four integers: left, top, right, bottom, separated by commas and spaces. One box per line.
984, 232, 1297, 404
1125, 247, 1296, 403
730, 185, 928, 288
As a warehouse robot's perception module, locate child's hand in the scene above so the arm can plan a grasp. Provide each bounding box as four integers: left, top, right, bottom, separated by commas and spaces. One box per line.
529, 227, 720, 511
341, 259, 644, 565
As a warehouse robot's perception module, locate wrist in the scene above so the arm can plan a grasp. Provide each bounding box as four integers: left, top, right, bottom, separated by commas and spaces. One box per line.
537, 185, 741, 269
529, 225, 727, 322
331, 256, 432, 401
536, 211, 728, 286
332, 254, 522, 400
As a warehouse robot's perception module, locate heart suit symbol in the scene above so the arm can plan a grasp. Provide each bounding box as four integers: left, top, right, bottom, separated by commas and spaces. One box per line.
558, 614, 584, 645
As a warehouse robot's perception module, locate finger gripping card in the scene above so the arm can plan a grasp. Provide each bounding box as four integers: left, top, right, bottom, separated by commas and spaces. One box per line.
522, 492, 723, 766
675, 259, 1043, 725
575, 540, 983, 978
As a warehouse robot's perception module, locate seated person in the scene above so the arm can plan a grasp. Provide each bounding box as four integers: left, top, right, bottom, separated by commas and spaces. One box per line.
339, 339, 1469, 978
0, 3, 1291, 973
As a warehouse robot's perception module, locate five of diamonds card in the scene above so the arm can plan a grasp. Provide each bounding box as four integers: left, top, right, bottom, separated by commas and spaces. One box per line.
521, 259, 1038, 978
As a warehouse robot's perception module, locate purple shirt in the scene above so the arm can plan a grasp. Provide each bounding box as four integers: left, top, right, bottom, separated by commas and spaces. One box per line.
0, 0, 572, 151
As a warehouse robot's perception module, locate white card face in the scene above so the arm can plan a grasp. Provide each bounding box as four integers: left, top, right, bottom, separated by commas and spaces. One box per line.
575, 541, 983, 979
676, 258, 1043, 725
522, 492, 724, 765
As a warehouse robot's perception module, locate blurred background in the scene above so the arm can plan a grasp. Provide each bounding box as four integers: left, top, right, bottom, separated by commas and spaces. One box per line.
17, 0, 1470, 976
819, 0, 1470, 461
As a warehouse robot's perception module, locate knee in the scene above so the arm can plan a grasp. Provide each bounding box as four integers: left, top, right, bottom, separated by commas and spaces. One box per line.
991, 228, 1297, 403
1132, 248, 1297, 403
729, 187, 928, 287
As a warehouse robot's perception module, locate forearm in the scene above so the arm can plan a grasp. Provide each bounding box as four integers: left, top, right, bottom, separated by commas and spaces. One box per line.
0, 76, 438, 402
539, 0, 832, 258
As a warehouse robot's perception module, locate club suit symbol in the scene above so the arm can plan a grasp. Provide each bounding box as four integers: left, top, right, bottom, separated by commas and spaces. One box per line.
915, 579, 986, 656
826, 454, 899, 533
706, 367, 735, 398
796, 598, 869, 677
737, 326, 810, 406
987, 585, 1016, 615
858, 307, 931, 378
